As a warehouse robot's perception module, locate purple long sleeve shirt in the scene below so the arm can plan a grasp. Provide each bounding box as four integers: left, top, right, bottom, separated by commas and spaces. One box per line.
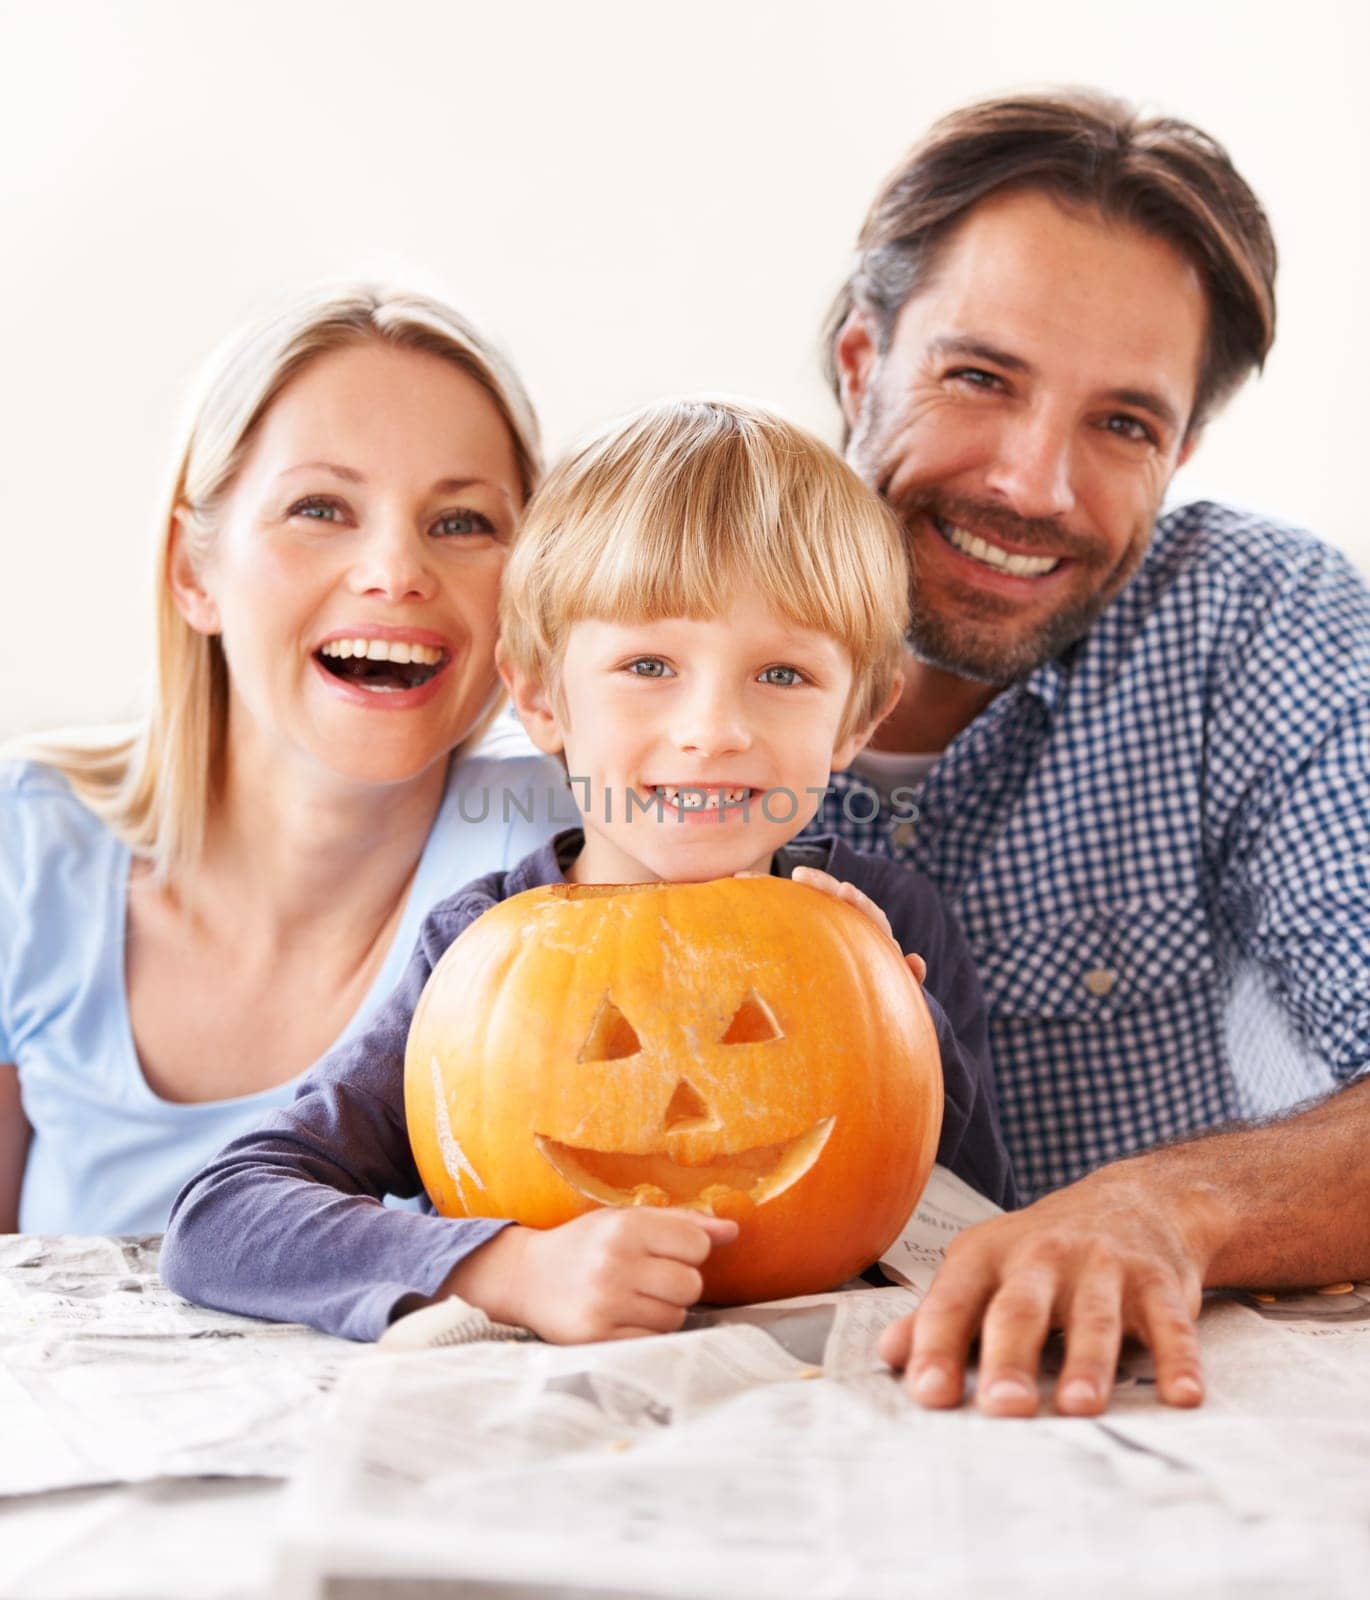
161, 833, 1016, 1340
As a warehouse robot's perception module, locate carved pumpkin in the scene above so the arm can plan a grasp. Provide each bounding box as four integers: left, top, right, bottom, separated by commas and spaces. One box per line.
405, 876, 943, 1304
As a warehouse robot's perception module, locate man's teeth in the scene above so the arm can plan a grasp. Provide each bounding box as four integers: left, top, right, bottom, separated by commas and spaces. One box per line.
654, 786, 752, 809
940, 522, 1060, 577
319, 639, 444, 665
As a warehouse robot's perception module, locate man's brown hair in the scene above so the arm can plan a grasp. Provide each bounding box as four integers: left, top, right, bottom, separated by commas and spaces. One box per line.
828, 89, 1277, 433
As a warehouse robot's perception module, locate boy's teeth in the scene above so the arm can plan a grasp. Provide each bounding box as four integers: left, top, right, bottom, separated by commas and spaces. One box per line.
654, 785, 751, 808
319, 638, 444, 665
941, 522, 1060, 577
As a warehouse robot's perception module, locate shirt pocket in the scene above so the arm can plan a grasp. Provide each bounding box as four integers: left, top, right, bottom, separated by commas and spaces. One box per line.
974, 896, 1216, 1022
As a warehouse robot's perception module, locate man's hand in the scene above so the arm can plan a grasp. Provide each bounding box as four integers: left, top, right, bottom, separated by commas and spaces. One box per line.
878, 1162, 1211, 1416
447, 1207, 739, 1345
789, 865, 927, 983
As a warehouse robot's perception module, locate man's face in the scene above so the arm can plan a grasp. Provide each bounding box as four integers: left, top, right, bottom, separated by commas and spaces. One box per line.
839, 189, 1207, 686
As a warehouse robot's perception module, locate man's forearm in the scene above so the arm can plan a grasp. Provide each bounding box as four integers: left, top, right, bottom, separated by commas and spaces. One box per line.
1119, 1075, 1370, 1289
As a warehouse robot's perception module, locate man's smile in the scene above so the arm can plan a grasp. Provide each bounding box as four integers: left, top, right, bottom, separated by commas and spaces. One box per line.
931, 514, 1062, 578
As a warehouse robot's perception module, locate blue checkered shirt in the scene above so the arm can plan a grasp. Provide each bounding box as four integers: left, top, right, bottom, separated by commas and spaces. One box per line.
805, 502, 1370, 1202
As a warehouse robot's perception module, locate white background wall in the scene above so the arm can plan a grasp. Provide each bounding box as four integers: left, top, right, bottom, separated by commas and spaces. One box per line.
2, 0, 1366, 738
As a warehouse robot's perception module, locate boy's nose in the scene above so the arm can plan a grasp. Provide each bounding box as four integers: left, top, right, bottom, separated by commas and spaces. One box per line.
673, 686, 752, 756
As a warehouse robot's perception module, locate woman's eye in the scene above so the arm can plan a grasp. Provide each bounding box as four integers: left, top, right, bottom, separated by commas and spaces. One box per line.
626, 658, 671, 678
289, 496, 347, 523
759, 665, 803, 687
433, 509, 496, 538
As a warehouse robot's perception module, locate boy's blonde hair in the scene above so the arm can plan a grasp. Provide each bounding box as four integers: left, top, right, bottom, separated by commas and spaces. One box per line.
500, 399, 909, 739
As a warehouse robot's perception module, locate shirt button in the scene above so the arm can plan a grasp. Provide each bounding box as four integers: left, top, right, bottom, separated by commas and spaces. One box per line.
1083, 967, 1118, 998
891, 821, 916, 849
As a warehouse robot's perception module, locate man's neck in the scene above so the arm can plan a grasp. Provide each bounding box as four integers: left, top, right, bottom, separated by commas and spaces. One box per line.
868, 651, 1001, 755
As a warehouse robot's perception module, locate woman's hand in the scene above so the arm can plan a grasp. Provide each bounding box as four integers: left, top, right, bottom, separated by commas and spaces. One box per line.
445, 1208, 739, 1344
789, 866, 927, 984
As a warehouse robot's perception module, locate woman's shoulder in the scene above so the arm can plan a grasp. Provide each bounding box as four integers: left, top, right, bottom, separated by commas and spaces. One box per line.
0, 758, 126, 906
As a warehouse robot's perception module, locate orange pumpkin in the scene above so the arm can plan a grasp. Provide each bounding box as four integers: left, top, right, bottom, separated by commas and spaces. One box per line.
405, 875, 943, 1304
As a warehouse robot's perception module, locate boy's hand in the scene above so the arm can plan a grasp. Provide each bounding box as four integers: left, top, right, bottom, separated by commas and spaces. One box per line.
788, 866, 926, 984
448, 1208, 739, 1344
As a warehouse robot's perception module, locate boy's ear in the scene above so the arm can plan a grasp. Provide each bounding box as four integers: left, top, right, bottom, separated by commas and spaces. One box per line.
496, 644, 566, 756
167, 509, 221, 636
831, 672, 904, 771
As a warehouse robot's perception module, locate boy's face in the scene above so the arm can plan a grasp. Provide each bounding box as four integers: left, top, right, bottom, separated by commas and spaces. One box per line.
507, 586, 882, 884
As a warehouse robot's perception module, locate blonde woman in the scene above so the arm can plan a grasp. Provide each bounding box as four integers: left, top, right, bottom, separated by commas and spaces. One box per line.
0, 287, 568, 1234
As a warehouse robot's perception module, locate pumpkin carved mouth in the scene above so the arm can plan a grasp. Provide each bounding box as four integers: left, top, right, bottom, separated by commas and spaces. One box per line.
532, 1118, 835, 1213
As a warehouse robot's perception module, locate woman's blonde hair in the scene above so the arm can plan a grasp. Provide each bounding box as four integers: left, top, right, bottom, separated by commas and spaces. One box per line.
500, 398, 909, 740
23, 285, 541, 881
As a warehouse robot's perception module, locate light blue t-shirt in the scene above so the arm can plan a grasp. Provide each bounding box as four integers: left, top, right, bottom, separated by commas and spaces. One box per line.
1, 724, 571, 1234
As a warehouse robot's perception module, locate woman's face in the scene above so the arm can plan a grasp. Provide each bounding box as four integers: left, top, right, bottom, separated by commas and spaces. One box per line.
180, 340, 524, 788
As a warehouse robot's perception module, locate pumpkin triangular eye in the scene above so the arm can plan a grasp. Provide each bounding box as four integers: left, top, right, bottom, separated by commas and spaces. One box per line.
578, 994, 642, 1062
721, 989, 782, 1045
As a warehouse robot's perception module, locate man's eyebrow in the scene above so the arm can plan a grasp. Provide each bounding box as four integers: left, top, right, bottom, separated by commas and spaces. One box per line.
1102, 387, 1183, 434
927, 335, 1033, 374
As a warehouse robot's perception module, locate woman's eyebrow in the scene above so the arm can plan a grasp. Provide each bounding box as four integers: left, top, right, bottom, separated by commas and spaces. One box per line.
276, 460, 364, 483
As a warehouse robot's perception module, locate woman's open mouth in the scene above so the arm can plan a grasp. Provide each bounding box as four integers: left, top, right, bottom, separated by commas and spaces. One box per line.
315, 637, 450, 693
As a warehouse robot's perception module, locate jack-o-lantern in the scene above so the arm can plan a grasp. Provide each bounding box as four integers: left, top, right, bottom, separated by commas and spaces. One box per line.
405, 876, 943, 1304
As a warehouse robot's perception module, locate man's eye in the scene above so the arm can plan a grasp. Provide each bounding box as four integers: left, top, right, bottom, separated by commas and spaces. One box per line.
627, 658, 670, 678
1105, 414, 1156, 445
433, 509, 495, 538
948, 367, 1001, 391
290, 496, 346, 522
759, 665, 803, 687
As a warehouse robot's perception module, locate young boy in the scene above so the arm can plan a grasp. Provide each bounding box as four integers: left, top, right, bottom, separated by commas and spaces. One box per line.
161, 400, 1015, 1343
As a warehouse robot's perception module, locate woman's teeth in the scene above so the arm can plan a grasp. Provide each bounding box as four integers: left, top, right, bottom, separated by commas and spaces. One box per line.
937, 519, 1060, 577
654, 786, 752, 809
316, 637, 447, 692
319, 639, 445, 665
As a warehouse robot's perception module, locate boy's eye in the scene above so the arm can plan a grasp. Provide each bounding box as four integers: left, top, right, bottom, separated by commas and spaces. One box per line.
289, 495, 348, 523
758, 665, 803, 687
433, 509, 496, 538
626, 657, 672, 678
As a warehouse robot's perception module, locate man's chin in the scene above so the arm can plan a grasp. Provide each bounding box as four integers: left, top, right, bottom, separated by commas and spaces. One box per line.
907, 599, 1099, 687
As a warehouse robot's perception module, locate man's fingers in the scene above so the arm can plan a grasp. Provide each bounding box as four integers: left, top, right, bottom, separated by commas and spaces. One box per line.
877, 1311, 914, 1371
974, 1267, 1060, 1416
905, 1264, 997, 1409
1053, 1264, 1125, 1416
1135, 1280, 1205, 1408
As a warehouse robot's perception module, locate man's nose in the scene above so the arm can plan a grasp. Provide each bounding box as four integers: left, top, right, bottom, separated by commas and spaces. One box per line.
347, 519, 437, 603
673, 683, 752, 756
983, 408, 1077, 522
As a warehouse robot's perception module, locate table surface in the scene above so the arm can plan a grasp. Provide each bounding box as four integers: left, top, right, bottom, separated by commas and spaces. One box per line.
3, 1233, 1369, 1600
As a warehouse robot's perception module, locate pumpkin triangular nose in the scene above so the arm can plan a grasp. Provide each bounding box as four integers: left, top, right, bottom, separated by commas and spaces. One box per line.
663, 1078, 712, 1131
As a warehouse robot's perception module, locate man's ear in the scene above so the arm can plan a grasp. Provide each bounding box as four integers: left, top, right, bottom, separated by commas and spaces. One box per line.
166, 510, 221, 635
831, 672, 904, 771
1176, 426, 1202, 471
497, 644, 566, 756
834, 308, 880, 432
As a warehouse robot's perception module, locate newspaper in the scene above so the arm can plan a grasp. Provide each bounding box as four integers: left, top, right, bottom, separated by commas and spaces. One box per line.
0, 1233, 363, 1496
274, 1169, 1370, 1599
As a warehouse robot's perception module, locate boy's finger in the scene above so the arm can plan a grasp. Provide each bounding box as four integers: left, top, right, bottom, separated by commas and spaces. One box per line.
633, 1256, 705, 1308
638, 1209, 738, 1262
905, 952, 927, 985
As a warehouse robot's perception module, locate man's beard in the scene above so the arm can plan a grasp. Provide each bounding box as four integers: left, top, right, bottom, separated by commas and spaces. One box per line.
849, 394, 1152, 688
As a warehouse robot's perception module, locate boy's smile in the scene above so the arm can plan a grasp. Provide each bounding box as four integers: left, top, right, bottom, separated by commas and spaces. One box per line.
506, 586, 881, 884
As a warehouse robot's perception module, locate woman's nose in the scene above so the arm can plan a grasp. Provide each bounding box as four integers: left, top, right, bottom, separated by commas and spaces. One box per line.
347, 521, 437, 603
983, 408, 1077, 522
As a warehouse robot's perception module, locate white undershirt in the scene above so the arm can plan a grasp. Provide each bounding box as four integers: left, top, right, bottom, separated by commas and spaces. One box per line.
850, 745, 942, 800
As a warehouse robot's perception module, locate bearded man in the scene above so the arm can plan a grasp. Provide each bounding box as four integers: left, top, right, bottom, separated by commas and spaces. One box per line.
806, 91, 1370, 1417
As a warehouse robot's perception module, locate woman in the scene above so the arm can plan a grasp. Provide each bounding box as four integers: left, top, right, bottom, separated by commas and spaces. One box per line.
0, 286, 567, 1233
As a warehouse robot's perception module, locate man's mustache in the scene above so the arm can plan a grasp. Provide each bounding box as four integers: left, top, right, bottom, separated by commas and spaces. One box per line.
889, 486, 1099, 563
